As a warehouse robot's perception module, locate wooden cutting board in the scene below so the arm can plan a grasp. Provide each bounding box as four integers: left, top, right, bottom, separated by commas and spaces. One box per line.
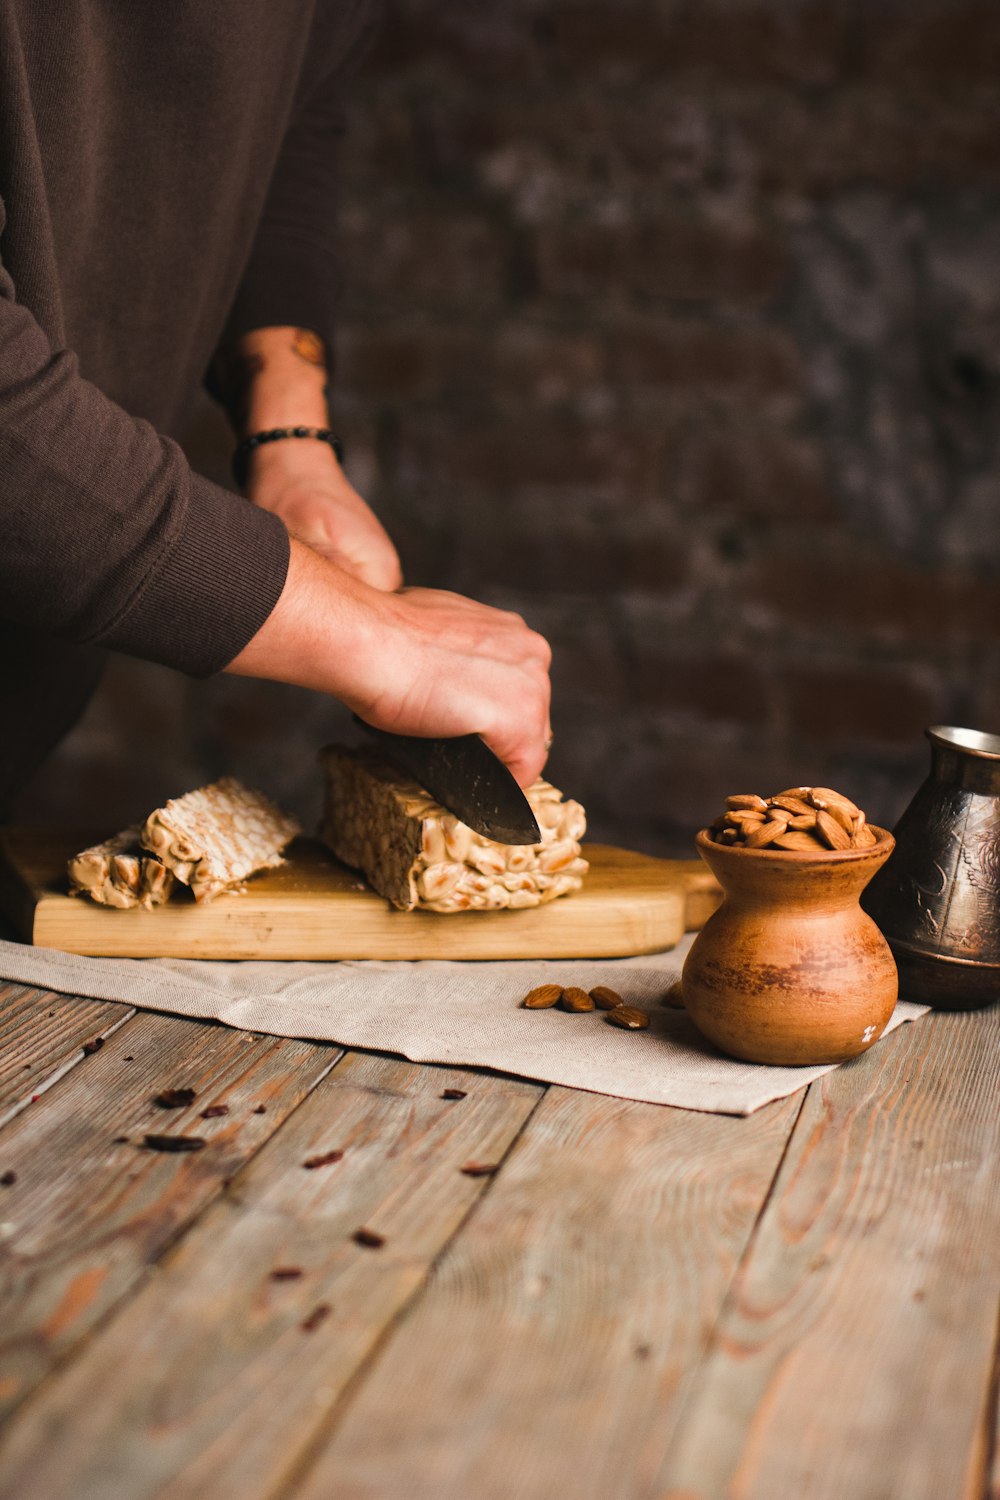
0, 829, 720, 962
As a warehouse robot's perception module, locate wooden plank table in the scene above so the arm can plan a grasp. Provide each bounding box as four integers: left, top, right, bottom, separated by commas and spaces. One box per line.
0, 981, 995, 1500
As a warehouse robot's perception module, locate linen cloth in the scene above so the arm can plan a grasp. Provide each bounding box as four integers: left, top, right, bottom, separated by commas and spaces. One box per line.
0, 935, 927, 1117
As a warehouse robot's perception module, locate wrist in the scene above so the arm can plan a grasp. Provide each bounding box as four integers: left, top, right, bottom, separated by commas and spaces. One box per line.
238, 428, 344, 492
227, 539, 387, 707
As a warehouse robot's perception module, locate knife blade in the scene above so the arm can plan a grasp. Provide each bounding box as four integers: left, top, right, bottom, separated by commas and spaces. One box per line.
354, 722, 541, 845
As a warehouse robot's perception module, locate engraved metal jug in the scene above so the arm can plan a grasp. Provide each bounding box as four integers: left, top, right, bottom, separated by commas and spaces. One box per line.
862, 726, 1000, 1010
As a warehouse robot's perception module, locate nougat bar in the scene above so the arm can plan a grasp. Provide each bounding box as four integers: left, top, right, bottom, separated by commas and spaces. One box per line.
318, 746, 588, 913
141, 777, 301, 902
68, 828, 175, 910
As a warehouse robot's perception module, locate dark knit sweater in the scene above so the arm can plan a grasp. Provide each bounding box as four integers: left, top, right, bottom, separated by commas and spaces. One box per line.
0, 0, 377, 806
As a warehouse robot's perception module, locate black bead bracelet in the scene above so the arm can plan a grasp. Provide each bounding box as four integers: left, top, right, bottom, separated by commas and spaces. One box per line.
231, 426, 344, 488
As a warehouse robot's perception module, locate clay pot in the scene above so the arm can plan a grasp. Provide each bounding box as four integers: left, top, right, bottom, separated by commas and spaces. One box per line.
682, 827, 898, 1066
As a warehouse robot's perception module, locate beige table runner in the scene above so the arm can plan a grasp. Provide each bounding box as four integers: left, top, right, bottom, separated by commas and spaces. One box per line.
0, 936, 927, 1116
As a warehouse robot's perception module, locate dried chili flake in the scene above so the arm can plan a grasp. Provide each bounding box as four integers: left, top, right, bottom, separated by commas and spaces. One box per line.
153, 1088, 197, 1109
142, 1134, 207, 1153
441, 1089, 467, 1100
270, 1266, 304, 1281
252, 1105, 267, 1115
301, 1303, 331, 1332
112, 1135, 130, 1145
303, 1150, 343, 1170
352, 1227, 385, 1249
201, 1104, 229, 1119
82, 1038, 104, 1056
460, 1161, 499, 1177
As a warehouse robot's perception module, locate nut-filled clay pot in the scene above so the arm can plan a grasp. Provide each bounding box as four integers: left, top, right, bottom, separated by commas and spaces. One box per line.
682, 827, 898, 1066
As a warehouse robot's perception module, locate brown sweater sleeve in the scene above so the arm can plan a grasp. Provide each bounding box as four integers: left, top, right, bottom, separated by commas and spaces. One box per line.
0, 248, 290, 678
219, 0, 382, 357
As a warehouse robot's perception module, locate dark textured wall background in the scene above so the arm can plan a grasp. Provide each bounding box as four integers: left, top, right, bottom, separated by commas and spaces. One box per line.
20, 0, 1000, 855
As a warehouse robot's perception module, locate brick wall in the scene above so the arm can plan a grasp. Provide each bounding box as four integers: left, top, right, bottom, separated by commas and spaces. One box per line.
21, 0, 1000, 855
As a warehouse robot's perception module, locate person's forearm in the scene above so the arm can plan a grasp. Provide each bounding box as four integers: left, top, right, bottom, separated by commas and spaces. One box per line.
212, 325, 331, 437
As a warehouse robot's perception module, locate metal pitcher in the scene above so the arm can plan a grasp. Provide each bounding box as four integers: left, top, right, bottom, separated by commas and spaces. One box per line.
862, 726, 1000, 1010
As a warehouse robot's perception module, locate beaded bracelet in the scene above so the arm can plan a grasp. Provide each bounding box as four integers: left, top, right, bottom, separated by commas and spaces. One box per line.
231, 426, 344, 488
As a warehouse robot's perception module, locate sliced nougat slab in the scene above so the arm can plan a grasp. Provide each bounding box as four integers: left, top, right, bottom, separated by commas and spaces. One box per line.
141, 777, 301, 903
318, 745, 588, 913
68, 828, 175, 910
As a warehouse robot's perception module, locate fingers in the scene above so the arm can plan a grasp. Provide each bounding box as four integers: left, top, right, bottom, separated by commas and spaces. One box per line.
477, 660, 552, 789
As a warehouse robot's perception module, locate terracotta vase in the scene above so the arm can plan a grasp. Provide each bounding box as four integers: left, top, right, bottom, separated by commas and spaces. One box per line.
682, 827, 898, 1066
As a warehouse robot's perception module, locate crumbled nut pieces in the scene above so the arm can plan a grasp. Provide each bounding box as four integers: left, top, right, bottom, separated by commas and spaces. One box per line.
301, 1303, 331, 1332
153, 1088, 197, 1109
82, 1038, 104, 1056
522, 983, 563, 1009
709, 787, 878, 852
590, 985, 623, 1010
352, 1227, 385, 1249
201, 1105, 229, 1119
605, 1007, 650, 1030
142, 1134, 207, 1152
303, 1150, 344, 1170
561, 986, 595, 1013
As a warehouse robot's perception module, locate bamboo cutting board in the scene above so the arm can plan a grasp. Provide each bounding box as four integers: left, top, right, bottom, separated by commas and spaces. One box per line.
0, 829, 720, 962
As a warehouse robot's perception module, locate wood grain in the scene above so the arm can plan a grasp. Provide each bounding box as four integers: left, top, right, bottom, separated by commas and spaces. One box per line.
0, 1053, 543, 1500
655, 1007, 1000, 1500
0, 830, 687, 960
0, 1009, 340, 1423
658, 857, 723, 930
291, 1085, 801, 1500
0, 983, 133, 1127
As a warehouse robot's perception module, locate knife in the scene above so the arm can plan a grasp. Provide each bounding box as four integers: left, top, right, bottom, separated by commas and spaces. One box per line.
354, 722, 541, 845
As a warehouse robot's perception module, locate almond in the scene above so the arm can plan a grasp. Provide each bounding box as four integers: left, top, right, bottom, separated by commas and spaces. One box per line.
773, 830, 825, 852
561, 986, 595, 1013
745, 818, 789, 848
816, 809, 852, 850
522, 983, 563, 1009
604, 1006, 650, 1030
769, 795, 814, 817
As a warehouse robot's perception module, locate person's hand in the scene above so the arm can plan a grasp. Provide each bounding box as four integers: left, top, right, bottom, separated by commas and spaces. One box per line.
228, 542, 552, 786
354, 584, 552, 783
247, 441, 402, 592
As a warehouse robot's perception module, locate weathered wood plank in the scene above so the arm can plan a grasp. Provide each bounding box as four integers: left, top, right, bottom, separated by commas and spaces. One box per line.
290, 1084, 802, 1500
989, 1354, 1000, 1500
654, 1008, 1000, 1500
0, 1009, 341, 1423
0, 983, 133, 1125
0, 1052, 543, 1500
